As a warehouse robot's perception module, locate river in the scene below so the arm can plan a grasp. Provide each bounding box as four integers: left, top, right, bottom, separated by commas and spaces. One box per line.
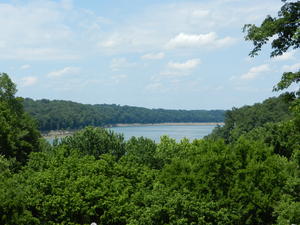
110, 124, 216, 142
46, 124, 217, 143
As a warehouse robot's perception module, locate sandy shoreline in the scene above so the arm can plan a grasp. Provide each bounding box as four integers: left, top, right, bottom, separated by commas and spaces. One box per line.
43, 122, 224, 138
111, 122, 224, 127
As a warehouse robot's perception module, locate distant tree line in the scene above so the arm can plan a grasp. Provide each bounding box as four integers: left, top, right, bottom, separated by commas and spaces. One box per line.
23, 98, 225, 131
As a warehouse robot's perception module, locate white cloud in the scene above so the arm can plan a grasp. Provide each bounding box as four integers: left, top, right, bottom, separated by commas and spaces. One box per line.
240, 64, 271, 80
244, 56, 255, 62
158, 59, 201, 77
0, 48, 79, 61
0, 1, 73, 60
21, 76, 37, 87
98, 34, 122, 49
96, 1, 279, 54
0, 1, 107, 60
60, 0, 73, 10
234, 86, 260, 92
20, 64, 31, 70
47, 67, 80, 78
145, 82, 164, 91
160, 70, 186, 77
141, 52, 165, 60
167, 59, 201, 70
111, 74, 128, 83
110, 58, 136, 71
0, 0, 280, 59
191, 9, 210, 18
0, 41, 6, 48
272, 51, 296, 62
165, 32, 235, 49
282, 62, 300, 72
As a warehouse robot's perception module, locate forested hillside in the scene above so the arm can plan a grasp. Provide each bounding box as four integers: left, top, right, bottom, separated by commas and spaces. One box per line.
207, 94, 292, 142
23, 98, 225, 131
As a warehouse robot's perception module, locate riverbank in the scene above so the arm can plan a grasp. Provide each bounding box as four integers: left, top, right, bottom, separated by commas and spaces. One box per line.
110, 122, 224, 127
42, 130, 74, 139
43, 122, 224, 139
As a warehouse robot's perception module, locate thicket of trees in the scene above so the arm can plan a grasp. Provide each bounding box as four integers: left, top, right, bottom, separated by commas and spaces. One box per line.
1, 126, 299, 225
0, 76, 299, 224
207, 94, 292, 143
0, 73, 40, 165
1, 1, 300, 224
23, 98, 225, 132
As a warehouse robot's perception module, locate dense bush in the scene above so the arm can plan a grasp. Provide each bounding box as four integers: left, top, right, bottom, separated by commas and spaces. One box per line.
1, 126, 299, 224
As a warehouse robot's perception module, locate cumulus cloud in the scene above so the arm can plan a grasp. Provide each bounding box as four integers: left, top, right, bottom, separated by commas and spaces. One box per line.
141, 52, 165, 60
111, 74, 128, 83
240, 64, 271, 80
60, 0, 73, 10
47, 67, 80, 78
282, 62, 300, 72
96, 1, 278, 54
160, 71, 186, 77
0, 1, 104, 60
20, 64, 31, 70
21, 76, 37, 87
165, 32, 235, 49
98, 34, 122, 49
190, 9, 210, 18
0, 47, 79, 61
167, 59, 201, 70
145, 82, 164, 91
0, 0, 279, 59
110, 58, 136, 71
272, 50, 296, 61
158, 59, 201, 77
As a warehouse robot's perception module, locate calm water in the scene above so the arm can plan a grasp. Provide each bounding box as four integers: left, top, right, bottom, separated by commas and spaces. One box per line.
109, 125, 215, 142
46, 125, 216, 143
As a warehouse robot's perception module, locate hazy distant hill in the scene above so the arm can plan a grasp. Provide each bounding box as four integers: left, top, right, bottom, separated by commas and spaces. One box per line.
23, 98, 225, 131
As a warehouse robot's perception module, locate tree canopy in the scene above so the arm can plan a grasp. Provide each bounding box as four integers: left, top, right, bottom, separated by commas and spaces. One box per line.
244, 0, 300, 95
207, 94, 292, 143
0, 73, 40, 165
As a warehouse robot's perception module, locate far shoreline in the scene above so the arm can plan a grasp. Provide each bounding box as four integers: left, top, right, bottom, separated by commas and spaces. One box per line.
110, 122, 224, 127
43, 122, 224, 139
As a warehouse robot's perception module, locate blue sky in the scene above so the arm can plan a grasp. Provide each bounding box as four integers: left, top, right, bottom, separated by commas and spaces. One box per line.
0, 0, 299, 109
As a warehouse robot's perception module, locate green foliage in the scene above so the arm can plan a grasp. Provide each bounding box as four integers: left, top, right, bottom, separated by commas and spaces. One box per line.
23, 98, 225, 131
275, 71, 300, 93
244, 0, 300, 96
274, 149, 300, 225
207, 94, 291, 143
59, 126, 126, 160
0, 73, 41, 164
244, 120, 300, 158
124, 136, 158, 168
244, 0, 300, 58
1, 131, 298, 224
